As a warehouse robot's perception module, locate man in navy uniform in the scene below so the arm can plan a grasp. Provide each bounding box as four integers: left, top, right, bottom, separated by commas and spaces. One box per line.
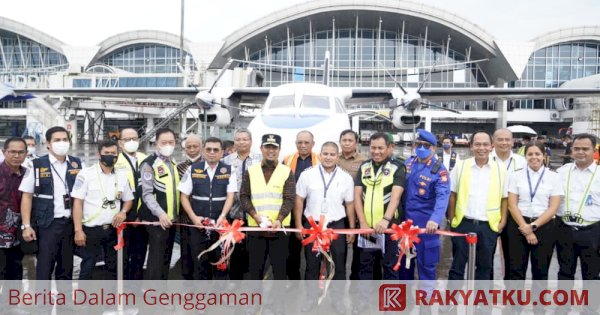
400, 129, 450, 280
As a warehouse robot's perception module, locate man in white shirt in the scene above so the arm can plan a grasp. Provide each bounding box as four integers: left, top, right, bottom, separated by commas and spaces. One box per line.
179, 137, 237, 280
491, 127, 527, 280
22, 135, 39, 169
295, 142, 355, 313
448, 131, 508, 280
438, 136, 460, 171
555, 133, 600, 280
71, 140, 134, 279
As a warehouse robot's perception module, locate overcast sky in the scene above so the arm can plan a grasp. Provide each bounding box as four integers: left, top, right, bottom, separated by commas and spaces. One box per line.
1, 0, 598, 46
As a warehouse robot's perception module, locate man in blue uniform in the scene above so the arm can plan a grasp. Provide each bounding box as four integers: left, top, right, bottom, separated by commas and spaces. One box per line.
400, 129, 450, 280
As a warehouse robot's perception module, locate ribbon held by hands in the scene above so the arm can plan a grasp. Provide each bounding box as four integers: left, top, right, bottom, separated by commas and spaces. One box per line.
389, 219, 422, 271
198, 219, 246, 270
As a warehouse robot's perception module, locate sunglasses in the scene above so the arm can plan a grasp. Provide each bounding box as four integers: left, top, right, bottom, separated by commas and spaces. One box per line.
205, 148, 221, 153
415, 141, 432, 149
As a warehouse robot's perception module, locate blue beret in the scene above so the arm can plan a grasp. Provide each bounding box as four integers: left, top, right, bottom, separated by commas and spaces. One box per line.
417, 129, 437, 146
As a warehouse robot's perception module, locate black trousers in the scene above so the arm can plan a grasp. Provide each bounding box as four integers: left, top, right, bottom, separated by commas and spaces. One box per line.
228, 219, 249, 280
78, 225, 117, 280
358, 234, 401, 280
499, 225, 510, 280
123, 225, 148, 280
304, 218, 347, 280
247, 232, 288, 280
287, 226, 302, 280
507, 216, 555, 280
448, 218, 498, 280
0, 245, 24, 280
181, 226, 228, 280
36, 217, 73, 281
555, 218, 600, 280
145, 225, 175, 280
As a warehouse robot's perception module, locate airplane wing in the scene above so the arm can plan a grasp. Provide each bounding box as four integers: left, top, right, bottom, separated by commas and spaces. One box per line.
349, 87, 600, 103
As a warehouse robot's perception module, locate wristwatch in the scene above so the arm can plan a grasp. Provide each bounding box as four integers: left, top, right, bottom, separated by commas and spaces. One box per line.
531, 223, 538, 232
20, 224, 31, 230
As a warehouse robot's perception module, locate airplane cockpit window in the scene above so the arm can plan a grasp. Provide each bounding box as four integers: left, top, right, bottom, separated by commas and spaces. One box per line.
269, 95, 295, 109
335, 98, 346, 113
300, 95, 330, 110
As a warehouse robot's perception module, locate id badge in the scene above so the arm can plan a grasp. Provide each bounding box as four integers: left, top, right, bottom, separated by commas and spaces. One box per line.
586, 194, 593, 206
320, 199, 328, 214
63, 194, 72, 210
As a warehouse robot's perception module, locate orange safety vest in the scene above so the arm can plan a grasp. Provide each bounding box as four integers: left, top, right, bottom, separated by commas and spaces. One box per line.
283, 152, 319, 173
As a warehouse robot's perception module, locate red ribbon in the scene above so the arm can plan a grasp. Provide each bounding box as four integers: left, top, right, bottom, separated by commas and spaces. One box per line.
465, 233, 478, 245
220, 219, 246, 243
389, 219, 422, 271
113, 224, 127, 251
301, 215, 339, 253
212, 219, 246, 270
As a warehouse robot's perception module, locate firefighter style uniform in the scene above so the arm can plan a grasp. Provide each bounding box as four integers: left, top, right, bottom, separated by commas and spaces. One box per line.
139, 153, 180, 280
178, 160, 237, 280
114, 150, 148, 280
71, 163, 134, 279
19, 154, 82, 281
401, 130, 450, 280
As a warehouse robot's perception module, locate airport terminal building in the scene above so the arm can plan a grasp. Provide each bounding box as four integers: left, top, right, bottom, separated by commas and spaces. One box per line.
1, 0, 599, 142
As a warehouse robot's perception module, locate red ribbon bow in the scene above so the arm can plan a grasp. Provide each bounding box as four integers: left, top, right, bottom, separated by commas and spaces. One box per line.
389, 219, 421, 271
219, 219, 246, 243
301, 215, 339, 253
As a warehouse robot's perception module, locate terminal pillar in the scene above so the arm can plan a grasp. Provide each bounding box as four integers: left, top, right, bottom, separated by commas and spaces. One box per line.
423, 114, 432, 131
352, 116, 360, 133
496, 79, 508, 129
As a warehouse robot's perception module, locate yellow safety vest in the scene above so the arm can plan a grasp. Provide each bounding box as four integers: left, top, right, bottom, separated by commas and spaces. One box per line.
452, 157, 505, 232
152, 158, 180, 220
247, 163, 291, 226
359, 160, 399, 227
114, 152, 147, 209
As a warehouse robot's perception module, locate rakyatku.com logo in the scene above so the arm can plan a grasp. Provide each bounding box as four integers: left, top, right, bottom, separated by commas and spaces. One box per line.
379, 284, 407, 311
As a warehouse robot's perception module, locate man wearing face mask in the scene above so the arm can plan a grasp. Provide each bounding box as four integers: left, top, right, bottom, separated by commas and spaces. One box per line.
139, 127, 180, 280
71, 140, 134, 279
177, 135, 203, 177
399, 129, 450, 280
22, 136, 39, 169
437, 136, 460, 171
19, 126, 83, 283
114, 128, 148, 280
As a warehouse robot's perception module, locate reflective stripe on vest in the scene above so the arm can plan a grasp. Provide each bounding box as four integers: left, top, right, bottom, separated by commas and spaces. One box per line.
152, 158, 180, 220
360, 161, 398, 228
452, 158, 505, 232
247, 163, 291, 226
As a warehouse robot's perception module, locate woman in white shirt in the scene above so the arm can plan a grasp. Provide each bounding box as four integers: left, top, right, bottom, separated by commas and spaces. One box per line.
507, 141, 563, 280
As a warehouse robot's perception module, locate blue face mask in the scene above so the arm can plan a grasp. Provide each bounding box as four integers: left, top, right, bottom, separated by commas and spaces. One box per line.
416, 145, 431, 159
443, 144, 451, 150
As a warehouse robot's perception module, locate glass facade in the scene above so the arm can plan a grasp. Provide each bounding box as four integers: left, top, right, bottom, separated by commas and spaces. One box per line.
246, 27, 489, 111
99, 44, 195, 74
510, 40, 600, 109
0, 30, 68, 75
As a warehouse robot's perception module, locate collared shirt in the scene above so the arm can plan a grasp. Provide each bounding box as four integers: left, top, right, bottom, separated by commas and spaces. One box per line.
0, 162, 26, 248
296, 165, 354, 223
140, 153, 177, 218
508, 166, 563, 218
557, 162, 600, 222
442, 151, 460, 171
71, 164, 134, 227
293, 154, 314, 181
450, 158, 509, 221
337, 151, 367, 179
178, 163, 238, 195
22, 154, 39, 169
19, 154, 83, 218
240, 160, 295, 223
491, 149, 526, 174
223, 152, 262, 219
176, 156, 202, 179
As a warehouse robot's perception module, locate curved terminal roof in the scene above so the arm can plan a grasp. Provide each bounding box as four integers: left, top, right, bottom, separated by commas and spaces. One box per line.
93, 30, 193, 61
0, 16, 66, 54
532, 26, 600, 50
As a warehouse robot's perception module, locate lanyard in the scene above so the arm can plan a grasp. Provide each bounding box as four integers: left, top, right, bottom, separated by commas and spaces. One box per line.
526, 167, 545, 202
50, 162, 69, 191
566, 164, 598, 215
241, 156, 248, 176
95, 164, 117, 201
319, 166, 337, 199
505, 157, 512, 171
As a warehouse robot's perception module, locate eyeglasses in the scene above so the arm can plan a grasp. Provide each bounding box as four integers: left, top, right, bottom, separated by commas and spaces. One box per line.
5, 150, 26, 156
120, 137, 139, 142
205, 148, 221, 153
415, 141, 432, 149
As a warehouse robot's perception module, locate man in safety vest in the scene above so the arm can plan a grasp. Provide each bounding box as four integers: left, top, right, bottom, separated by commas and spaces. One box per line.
241, 133, 295, 281
448, 131, 508, 280
179, 137, 237, 280
139, 127, 180, 280
114, 128, 148, 280
283, 130, 318, 280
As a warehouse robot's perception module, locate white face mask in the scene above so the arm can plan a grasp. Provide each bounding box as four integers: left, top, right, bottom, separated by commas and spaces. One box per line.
124, 140, 139, 153
51, 141, 70, 156
158, 145, 175, 157
27, 147, 36, 156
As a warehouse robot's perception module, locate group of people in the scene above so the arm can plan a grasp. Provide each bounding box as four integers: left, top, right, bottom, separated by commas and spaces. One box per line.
1, 125, 599, 307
